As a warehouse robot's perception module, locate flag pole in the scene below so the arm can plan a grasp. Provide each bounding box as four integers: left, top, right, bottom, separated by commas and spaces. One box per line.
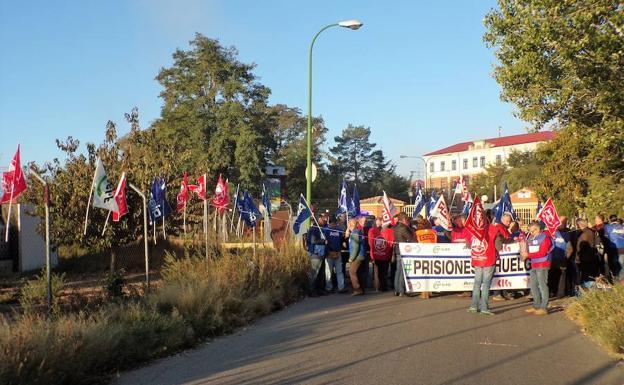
29, 169, 52, 313
183, 203, 187, 236
83, 158, 98, 236
203, 173, 208, 258
101, 211, 111, 236
302, 194, 325, 240
230, 184, 240, 233
252, 226, 256, 256
129, 183, 149, 293
162, 214, 166, 240
4, 185, 14, 242
153, 220, 156, 245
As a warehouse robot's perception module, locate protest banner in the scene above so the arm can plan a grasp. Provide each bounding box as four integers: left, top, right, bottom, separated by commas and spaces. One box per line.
398, 242, 530, 292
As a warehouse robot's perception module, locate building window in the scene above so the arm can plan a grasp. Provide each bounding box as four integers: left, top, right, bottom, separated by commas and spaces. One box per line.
480, 156, 486, 167
452, 160, 457, 171
429, 162, 434, 173
472, 157, 477, 168
440, 161, 445, 171
463, 159, 468, 170
496, 155, 502, 165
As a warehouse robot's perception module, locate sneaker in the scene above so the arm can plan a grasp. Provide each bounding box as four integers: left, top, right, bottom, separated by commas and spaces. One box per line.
525, 308, 537, 314
480, 310, 495, 316
351, 289, 364, 296
491, 295, 506, 302
338, 288, 349, 294
467, 307, 478, 313
534, 309, 548, 316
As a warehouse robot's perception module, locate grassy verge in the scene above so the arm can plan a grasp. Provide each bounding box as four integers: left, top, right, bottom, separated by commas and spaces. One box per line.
0, 242, 309, 385
566, 280, 624, 357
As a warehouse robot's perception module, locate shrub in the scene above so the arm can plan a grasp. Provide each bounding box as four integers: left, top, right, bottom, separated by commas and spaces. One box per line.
0, 242, 308, 385
567, 280, 624, 357
19, 271, 66, 313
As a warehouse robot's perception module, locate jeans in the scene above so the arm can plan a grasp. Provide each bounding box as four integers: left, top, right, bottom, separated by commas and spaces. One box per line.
530, 267, 549, 310
325, 256, 345, 291
618, 252, 624, 281
373, 260, 390, 291
308, 256, 324, 293
394, 256, 406, 294
471, 266, 495, 311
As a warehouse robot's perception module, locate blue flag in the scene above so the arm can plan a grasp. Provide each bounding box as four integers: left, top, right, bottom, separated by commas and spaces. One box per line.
412, 187, 426, 219
494, 182, 516, 222
262, 183, 271, 219
293, 194, 312, 236
149, 176, 172, 223
336, 179, 352, 216
351, 184, 361, 217
427, 191, 438, 219
241, 191, 261, 228
462, 194, 473, 216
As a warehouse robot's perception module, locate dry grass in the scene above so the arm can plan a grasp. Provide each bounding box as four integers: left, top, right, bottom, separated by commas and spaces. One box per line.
566, 279, 624, 358
0, 241, 308, 385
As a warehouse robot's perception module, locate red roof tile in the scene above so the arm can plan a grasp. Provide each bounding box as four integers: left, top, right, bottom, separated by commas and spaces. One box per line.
423, 131, 555, 156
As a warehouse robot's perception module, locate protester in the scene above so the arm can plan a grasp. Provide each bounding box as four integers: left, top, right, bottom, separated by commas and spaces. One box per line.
575, 218, 602, 288
357, 216, 371, 290
451, 214, 470, 243
604, 214, 624, 281
468, 210, 508, 315
393, 212, 414, 297
594, 214, 611, 277
324, 216, 347, 293
347, 218, 366, 296
368, 218, 392, 291
523, 221, 552, 315
415, 218, 437, 243
306, 215, 327, 297
491, 212, 513, 302
549, 218, 570, 298
432, 217, 450, 243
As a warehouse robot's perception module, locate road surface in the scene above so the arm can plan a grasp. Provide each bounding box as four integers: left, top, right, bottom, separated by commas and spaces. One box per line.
113, 292, 624, 385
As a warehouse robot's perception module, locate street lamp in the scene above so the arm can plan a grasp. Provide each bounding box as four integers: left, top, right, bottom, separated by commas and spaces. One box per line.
400, 155, 427, 189
306, 20, 363, 208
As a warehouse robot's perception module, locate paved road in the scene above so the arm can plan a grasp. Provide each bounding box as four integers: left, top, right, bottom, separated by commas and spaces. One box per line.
114, 293, 624, 385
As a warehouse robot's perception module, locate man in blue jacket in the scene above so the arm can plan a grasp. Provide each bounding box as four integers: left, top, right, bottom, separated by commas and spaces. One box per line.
605, 214, 624, 281
306, 215, 327, 297
324, 216, 347, 293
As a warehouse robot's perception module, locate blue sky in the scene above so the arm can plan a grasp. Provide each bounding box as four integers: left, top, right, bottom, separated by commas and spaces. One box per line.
0, 0, 525, 176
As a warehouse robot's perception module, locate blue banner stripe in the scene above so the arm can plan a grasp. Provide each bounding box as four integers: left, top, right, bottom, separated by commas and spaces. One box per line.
406, 272, 529, 279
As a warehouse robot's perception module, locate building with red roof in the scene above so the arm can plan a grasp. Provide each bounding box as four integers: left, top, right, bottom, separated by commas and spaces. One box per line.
420, 131, 554, 192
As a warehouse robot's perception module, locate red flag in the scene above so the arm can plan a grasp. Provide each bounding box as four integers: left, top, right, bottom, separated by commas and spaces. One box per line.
188, 174, 206, 200
1, 145, 28, 204
381, 191, 397, 227
176, 172, 189, 212
537, 198, 561, 237
212, 174, 229, 214
465, 196, 488, 241
112, 172, 128, 222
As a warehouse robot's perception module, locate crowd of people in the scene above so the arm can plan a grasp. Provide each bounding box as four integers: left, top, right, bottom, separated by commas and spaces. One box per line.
304, 209, 624, 316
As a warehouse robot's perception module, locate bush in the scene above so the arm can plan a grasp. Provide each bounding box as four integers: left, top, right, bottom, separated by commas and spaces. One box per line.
19, 271, 66, 313
0, 242, 308, 385
567, 280, 624, 357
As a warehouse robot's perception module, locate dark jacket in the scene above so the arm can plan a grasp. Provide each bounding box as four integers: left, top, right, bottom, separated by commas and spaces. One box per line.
576, 227, 602, 281
393, 222, 414, 259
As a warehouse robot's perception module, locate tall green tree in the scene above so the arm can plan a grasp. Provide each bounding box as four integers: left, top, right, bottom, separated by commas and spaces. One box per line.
329, 125, 394, 194
154, 33, 275, 188
484, 0, 624, 217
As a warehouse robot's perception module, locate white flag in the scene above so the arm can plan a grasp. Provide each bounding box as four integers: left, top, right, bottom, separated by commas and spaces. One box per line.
92, 159, 119, 212
381, 191, 397, 227
430, 194, 452, 230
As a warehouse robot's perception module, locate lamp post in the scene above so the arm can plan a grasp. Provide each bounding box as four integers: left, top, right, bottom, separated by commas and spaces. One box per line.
307, 20, 363, 208
400, 155, 427, 189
